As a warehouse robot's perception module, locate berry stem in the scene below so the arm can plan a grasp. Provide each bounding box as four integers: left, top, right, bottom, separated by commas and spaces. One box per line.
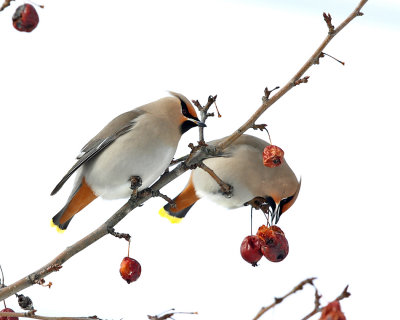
250, 207, 253, 235
321, 51, 345, 65
214, 101, 222, 118
127, 239, 131, 257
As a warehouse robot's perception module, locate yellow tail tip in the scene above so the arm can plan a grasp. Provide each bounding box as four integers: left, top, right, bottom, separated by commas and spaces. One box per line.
50, 220, 65, 234
158, 207, 182, 224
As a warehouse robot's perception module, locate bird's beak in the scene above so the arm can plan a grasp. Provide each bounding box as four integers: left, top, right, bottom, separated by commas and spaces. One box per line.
188, 118, 206, 127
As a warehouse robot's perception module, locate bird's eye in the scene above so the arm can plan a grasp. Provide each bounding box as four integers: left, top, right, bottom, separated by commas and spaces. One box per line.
180, 99, 190, 117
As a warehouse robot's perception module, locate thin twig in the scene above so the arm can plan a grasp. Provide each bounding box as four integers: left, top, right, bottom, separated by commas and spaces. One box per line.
107, 227, 131, 242
300, 286, 322, 320
216, 0, 368, 151
151, 190, 175, 207
198, 162, 233, 197
301, 285, 350, 320
253, 277, 317, 320
0, 310, 101, 320
193, 95, 217, 142
335, 285, 351, 301
0, 0, 14, 11
148, 310, 198, 320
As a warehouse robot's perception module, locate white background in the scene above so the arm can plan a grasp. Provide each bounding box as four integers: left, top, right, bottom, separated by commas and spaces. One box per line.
1, 0, 399, 319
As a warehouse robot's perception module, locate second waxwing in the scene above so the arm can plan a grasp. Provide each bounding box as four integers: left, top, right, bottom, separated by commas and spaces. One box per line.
51, 92, 205, 232
159, 134, 300, 223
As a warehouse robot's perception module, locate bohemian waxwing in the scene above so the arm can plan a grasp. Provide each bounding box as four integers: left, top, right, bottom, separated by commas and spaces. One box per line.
159, 134, 300, 224
51, 92, 205, 232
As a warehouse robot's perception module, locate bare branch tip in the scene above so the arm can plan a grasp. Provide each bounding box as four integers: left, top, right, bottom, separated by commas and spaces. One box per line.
263, 86, 280, 101
191, 99, 203, 111
323, 12, 335, 32
252, 123, 268, 132
294, 76, 310, 86
0, 0, 14, 11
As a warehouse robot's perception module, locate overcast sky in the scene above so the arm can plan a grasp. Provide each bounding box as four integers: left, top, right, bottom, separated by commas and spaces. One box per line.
1, 1, 399, 319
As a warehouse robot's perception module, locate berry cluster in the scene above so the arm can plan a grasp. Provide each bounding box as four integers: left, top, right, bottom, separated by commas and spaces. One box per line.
240, 225, 289, 266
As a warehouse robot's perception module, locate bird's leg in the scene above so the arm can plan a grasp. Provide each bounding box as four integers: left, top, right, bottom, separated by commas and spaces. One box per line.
129, 175, 142, 199
244, 197, 271, 226
244, 197, 266, 210
198, 161, 233, 198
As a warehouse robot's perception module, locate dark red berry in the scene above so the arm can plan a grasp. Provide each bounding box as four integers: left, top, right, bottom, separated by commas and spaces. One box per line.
0, 308, 19, 320
257, 225, 289, 262
12, 4, 39, 32
320, 300, 346, 320
120, 257, 141, 283
240, 235, 265, 266
263, 145, 284, 168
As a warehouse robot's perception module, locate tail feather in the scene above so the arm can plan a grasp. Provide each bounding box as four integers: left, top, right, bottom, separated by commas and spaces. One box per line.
159, 176, 199, 223
51, 177, 97, 232
51, 206, 73, 233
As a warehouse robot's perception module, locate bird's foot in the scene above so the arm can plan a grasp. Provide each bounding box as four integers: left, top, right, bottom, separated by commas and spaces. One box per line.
129, 175, 142, 199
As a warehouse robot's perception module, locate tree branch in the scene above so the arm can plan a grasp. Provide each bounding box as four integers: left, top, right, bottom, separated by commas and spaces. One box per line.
0, 162, 191, 301
252, 277, 317, 320
197, 161, 233, 197
0, 0, 368, 302
0, 0, 14, 12
216, 0, 368, 151
300, 285, 351, 320
0, 310, 102, 320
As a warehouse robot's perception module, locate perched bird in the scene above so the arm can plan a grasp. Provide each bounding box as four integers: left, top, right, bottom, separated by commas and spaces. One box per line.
159, 134, 300, 223
51, 92, 205, 232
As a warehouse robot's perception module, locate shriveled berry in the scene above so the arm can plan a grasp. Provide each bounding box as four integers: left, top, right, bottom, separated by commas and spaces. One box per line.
120, 257, 141, 283
240, 235, 265, 266
263, 145, 284, 168
0, 308, 19, 320
12, 4, 39, 32
257, 224, 289, 262
319, 300, 346, 320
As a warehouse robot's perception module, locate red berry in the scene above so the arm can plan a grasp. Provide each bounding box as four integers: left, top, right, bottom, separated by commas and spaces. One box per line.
319, 300, 346, 320
12, 4, 39, 32
120, 257, 141, 283
0, 308, 19, 320
263, 145, 284, 168
257, 225, 289, 262
240, 235, 265, 266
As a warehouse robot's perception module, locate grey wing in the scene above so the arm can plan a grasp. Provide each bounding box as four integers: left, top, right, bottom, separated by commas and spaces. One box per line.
50, 109, 144, 196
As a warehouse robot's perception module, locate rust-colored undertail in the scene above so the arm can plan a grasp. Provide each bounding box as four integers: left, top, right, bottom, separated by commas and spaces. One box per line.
159, 176, 199, 223
51, 178, 97, 232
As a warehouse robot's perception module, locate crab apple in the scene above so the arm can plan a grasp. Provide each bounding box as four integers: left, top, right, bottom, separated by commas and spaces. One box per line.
12, 4, 39, 32
0, 308, 19, 320
257, 225, 289, 262
319, 300, 346, 320
263, 145, 284, 168
120, 257, 141, 283
257, 225, 285, 241
240, 235, 265, 266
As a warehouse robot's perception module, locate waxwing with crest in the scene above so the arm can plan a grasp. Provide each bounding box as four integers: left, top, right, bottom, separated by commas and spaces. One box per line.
51, 92, 205, 232
159, 134, 300, 224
